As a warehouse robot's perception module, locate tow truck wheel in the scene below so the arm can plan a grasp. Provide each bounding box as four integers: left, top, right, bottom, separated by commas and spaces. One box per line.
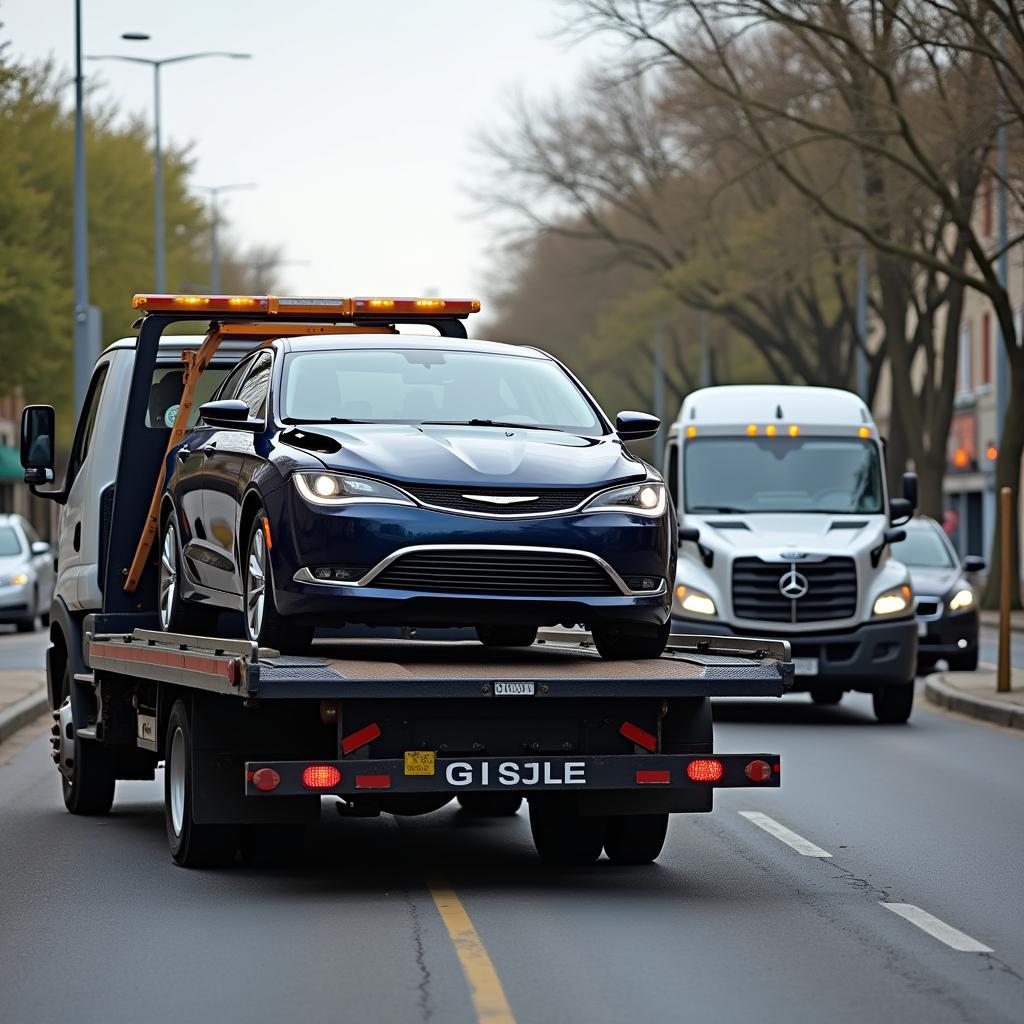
809, 685, 843, 706
872, 684, 914, 724
475, 625, 538, 648
165, 700, 238, 868
604, 813, 670, 865
457, 793, 523, 816
529, 797, 606, 865
57, 665, 115, 815
591, 620, 671, 660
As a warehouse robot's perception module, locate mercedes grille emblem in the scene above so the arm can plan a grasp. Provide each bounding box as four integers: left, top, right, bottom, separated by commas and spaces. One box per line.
779, 569, 809, 599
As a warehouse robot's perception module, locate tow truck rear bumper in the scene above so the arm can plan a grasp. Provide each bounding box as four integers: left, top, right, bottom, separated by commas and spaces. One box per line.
244, 752, 781, 796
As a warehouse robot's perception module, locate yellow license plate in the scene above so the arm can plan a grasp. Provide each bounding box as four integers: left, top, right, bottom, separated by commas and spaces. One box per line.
404, 750, 435, 776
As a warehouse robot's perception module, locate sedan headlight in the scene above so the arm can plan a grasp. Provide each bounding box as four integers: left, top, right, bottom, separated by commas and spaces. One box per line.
948, 587, 974, 611
584, 481, 666, 517
674, 584, 717, 617
294, 472, 415, 507
2, 572, 29, 586
873, 584, 912, 617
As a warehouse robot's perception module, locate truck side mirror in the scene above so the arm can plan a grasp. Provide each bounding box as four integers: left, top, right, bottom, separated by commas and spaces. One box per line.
963, 555, 986, 573
901, 472, 918, 509
615, 411, 660, 441
678, 526, 700, 544
888, 499, 913, 527
21, 405, 55, 485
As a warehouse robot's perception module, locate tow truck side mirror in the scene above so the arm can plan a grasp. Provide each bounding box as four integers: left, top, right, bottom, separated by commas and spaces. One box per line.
901, 472, 918, 509
963, 555, 986, 573
615, 411, 660, 441
20, 405, 55, 485
678, 526, 700, 544
198, 399, 263, 432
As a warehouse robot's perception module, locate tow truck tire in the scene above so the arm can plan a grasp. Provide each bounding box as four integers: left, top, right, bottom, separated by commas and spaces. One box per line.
238, 824, 305, 867
165, 700, 238, 868
529, 797, 606, 865
58, 665, 115, 816
475, 625, 538, 648
591, 620, 671, 660
457, 793, 523, 816
604, 813, 670, 865
809, 685, 843, 706
872, 684, 914, 724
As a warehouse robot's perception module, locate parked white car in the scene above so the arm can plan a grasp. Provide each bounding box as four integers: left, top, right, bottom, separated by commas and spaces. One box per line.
0, 513, 54, 632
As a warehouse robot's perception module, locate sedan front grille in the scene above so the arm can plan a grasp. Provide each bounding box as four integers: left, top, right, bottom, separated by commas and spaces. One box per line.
732, 557, 858, 623
372, 549, 622, 596
402, 484, 595, 516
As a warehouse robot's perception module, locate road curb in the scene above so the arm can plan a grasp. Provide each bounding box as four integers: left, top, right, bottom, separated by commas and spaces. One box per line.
924, 675, 1024, 730
0, 687, 49, 744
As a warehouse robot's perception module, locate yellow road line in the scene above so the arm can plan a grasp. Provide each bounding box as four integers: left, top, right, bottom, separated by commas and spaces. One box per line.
429, 876, 516, 1024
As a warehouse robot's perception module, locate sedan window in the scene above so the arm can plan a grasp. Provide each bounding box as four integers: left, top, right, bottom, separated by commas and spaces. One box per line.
0, 526, 23, 556
281, 348, 604, 434
890, 523, 955, 568
236, 353, 273, 420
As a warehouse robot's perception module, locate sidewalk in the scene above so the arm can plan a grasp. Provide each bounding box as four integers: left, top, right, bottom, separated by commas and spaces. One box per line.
0, 668, 48, 744
978, 609, 1024, 634
924, 663, 1024, 730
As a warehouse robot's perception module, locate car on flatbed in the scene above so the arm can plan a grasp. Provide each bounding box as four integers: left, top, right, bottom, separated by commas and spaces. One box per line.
19, 292, 789, 868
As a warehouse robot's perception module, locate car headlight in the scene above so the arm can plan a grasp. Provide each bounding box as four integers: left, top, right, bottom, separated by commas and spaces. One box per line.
294, 472, 415, 507
584, 481, 666, 517
674, 584, 717, 617
948, 587, 974, 611
3, 572, 29, 586
873, 584, 912, 617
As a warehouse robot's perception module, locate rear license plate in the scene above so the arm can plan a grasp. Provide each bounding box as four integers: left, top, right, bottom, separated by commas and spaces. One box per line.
917, 620, 928, 638
493, 681, 535, 696
793, 657, 819, 676
444, 759, 587, 787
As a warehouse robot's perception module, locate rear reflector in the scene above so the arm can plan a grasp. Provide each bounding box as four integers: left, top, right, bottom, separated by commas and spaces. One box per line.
355, 774, 391, 790
252, 768, 281, 792
745, 759, 772, 782
620, 721, 657, 752
636, 769, 671, 785
686, 758, 724, 782
341, 722, 382, 755
302, 764, 341, 789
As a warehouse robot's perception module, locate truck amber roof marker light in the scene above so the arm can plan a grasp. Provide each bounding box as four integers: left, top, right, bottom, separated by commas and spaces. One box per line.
130, 294, 482, 318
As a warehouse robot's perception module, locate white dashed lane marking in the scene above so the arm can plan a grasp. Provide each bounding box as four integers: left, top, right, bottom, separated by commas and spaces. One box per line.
738, 811, 833, 857
880, 903, 993, 953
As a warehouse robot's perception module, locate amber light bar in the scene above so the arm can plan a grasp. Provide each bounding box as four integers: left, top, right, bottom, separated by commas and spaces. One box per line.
131, 293, 481, 317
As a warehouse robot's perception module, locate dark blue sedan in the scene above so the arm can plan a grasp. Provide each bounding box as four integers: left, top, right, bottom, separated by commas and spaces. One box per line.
158, 336, 674, 657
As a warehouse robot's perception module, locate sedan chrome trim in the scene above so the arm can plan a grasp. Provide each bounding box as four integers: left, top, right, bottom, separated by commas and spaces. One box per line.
293, 544, 667, 597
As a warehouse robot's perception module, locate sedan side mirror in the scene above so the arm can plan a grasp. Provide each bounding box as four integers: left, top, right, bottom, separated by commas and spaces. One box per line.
963, 555, 986, 573
21, 405, 55, 485
198, 399, 262, 431
30, 540, 50, 557
616, 411, 660, 441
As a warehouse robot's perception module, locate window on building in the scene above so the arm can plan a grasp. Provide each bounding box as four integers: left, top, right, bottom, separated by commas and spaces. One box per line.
981, 311, 991, 385
957, 320, 972, 394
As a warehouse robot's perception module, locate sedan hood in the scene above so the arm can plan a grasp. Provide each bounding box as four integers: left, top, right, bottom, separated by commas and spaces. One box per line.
0, 554, 29, 578
906, 565, 962, 598
294, 423, 646, 488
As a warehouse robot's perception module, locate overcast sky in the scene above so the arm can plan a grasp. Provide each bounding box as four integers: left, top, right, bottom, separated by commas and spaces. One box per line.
2, 0, 608, 315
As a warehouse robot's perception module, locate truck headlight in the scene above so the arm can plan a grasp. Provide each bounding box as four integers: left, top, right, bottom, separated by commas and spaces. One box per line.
872, 585, 912, 617
294, 472, 415, 507
584, 481, 666, 517
3, 572, 29, 586
675, 584, 717, 617
948, 587, 974, 611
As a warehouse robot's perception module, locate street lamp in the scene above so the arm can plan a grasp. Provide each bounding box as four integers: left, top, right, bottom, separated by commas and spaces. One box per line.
85, 43, 251, 290
195, 183, 257, 292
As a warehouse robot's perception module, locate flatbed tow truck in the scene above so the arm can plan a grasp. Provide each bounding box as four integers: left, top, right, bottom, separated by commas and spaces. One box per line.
22, 293, 790, 868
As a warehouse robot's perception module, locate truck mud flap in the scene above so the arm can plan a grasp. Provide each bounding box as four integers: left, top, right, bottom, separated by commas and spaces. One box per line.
244, 753, 781, 796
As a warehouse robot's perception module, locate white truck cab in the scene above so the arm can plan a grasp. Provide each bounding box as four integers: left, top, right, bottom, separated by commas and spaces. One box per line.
664, 385, 919, 723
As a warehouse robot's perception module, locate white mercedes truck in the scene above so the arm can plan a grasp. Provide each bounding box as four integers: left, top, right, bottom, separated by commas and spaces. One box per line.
664, 385, 918, 723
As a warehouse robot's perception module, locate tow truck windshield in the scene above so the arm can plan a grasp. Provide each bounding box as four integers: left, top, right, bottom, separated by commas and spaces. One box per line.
280, 348, 604, 434
684, 437, 884, 514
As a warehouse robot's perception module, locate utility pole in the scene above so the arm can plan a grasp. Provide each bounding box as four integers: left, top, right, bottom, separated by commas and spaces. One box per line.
72, 0, 91, 414
856, 157, 869, 401
196, 183, 257, 292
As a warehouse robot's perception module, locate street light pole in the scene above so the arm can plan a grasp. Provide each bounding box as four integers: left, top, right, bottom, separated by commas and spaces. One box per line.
72, 0, 90, 413
196, 183, 257, 292
85, 48, 251, 291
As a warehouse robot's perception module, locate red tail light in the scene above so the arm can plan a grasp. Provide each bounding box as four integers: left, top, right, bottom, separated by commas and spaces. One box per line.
302, 764, 341, 789
745, 759, 772, 782
686, 758, 724, 782
252, 768, 281, 792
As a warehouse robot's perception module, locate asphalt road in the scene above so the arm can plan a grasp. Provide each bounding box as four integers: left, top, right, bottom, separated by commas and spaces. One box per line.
1, 630, 1022, 1024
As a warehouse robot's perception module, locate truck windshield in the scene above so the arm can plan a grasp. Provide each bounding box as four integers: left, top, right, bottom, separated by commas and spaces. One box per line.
280, 348, 604, 434
684, 437, 884, 514
890, 525, 954, 568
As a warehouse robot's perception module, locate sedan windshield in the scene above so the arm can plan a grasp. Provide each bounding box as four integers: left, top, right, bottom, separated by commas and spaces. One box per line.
684, 437, 884, 514
0, 526, 23, 556
280, 348, 604, 434
891, 524, 955, 568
